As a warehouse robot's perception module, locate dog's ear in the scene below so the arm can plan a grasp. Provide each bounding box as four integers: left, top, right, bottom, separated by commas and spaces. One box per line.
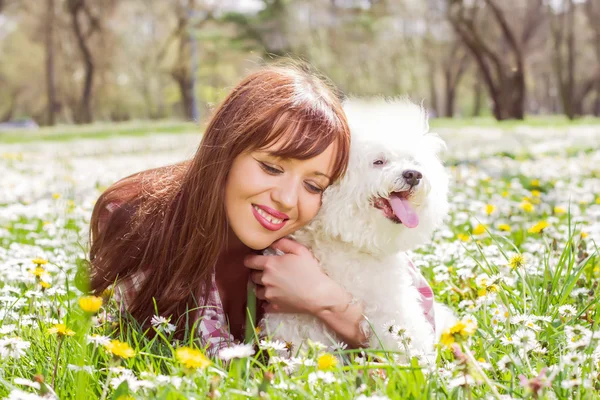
423, 132, 446, 156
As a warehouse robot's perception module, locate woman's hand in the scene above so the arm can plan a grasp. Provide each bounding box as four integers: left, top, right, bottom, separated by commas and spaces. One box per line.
244, 238, 349, 315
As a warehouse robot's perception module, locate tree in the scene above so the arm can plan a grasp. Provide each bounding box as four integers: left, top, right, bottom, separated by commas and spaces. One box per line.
584, 0, 600, 116
66, 0, 117, 123
45, 0, 57, 125
447, 0, 544, 120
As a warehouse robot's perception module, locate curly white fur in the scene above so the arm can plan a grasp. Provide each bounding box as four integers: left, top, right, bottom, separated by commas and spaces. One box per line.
261, 98, 455, 363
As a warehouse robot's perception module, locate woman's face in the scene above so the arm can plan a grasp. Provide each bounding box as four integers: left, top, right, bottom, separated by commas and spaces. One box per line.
225, 141, 337, 250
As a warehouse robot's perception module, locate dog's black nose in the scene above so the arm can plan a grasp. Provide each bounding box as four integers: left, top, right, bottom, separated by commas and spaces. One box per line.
402, 170, 422, 186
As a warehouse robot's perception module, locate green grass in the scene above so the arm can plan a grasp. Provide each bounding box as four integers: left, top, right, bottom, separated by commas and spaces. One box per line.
430, 115, 600, 130
2, 128, 600, 399
0, 120, 200, 144
2, 114, 600, 145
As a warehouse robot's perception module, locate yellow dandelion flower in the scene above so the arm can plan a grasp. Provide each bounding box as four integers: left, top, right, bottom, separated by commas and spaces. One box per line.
48, 323, 75, 337
175, 347, 210, 369
509, 254, 525, 270
52, 193, 61, 200
440, 328, 455, 347
104, 340, 135, 359
554, 206, 566, 214
456, 318, 477, 336
501, 191, 509, 198
581, 232, 589, 239
440, 318, 477, 348
31, 266, 46, 277
79, 296, 103, 313
528, 220, 549, 234
472, 224, 486, 235
32, 258, 48, 266
40, 281, 51, 289
498, 224, 511, 232
530, 179, 540, 187
317, 353, 338, 370
457, 233, 470, 242
485, 204, 495, 215
595, 197, 600, 205
520, 201, 535, 213
531, 190, 541, 197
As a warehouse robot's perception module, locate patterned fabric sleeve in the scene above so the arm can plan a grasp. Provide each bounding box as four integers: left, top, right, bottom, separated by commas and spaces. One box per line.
98, 200, 237, 356
406, 258, 436, 334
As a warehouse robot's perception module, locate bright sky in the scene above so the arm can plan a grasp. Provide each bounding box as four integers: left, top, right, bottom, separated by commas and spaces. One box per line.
213, 0, 265, 13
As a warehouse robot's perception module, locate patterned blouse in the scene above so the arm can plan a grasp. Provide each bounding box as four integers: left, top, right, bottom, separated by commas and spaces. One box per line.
98, 201, 436, 357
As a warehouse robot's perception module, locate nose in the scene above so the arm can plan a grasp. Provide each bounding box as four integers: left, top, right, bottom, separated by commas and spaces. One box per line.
402, 169, 422, 187
271, 180, 299, 211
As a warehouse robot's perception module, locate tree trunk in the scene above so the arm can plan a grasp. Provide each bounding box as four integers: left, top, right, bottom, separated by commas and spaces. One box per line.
448, 0, 539, 120
68, 0, 95, 124
45, 0, 57, 126
472, 74, 483, 117
0, 92, 16, 122
442, 45, 470, 118
428, 60, 439, 117
565, 0, 575, 118
173, 72, 195, 121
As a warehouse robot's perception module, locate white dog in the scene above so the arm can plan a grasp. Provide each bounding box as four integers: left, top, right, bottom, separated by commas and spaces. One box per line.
261, 98, 455, 362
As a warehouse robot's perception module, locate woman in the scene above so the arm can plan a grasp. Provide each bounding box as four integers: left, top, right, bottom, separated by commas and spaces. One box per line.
89, 63, 370, 355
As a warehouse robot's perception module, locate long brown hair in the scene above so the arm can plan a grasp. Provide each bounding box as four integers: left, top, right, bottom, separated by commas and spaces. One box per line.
89, 63, 351, 336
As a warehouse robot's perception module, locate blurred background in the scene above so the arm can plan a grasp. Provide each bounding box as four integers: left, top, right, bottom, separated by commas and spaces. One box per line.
0, 0, 599, 128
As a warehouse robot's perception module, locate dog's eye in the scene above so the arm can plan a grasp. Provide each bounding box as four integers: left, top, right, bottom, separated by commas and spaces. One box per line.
373, 159, 387, 166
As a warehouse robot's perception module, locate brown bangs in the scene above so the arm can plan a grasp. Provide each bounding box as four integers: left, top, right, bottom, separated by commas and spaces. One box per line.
253, 106, 350, 184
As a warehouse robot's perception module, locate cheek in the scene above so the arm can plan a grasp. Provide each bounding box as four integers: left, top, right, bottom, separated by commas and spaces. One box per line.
297, 193, 323, 225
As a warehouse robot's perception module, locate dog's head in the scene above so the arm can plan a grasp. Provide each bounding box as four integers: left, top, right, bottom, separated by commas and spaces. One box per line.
309, 98, 449, 255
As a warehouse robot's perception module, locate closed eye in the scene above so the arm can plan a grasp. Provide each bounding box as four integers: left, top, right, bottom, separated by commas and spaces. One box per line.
304, 182, 324, 194
259, 161, 282, 175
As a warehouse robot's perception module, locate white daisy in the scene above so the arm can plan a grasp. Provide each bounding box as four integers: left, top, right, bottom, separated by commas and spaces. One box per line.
86, 334, 111, 347
150, 315, 176, 334
561, 351, 585, 367
513, 328, 539, 351
13, 378, 40, 390
218, 343, 255, 361
5, 389, 46, 400
0, 337, 30, 359
259, 339, 287, 351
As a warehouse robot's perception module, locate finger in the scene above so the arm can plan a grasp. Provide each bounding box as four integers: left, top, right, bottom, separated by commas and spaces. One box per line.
263, 303, 281, 314
254, 285, 266, 300
244, 254, 270, 270
270, 237, 308, 256
250, 271, 264, 285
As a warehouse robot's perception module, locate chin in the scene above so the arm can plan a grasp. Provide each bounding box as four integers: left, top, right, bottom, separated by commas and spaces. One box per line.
260, 98, 455, 365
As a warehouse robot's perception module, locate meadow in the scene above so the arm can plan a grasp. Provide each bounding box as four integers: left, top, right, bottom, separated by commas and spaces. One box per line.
1, 120, 600, 399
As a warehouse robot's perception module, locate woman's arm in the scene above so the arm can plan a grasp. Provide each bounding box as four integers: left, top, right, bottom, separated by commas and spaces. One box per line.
312, 282, 371, 349
245, 238, 371, 349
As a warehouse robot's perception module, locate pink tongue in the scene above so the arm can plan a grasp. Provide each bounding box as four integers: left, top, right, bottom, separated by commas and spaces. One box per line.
389, 194, 419, 228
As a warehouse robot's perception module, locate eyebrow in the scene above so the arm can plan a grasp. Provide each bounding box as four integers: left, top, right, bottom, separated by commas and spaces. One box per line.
313, 171, 332, 181
263, 153, 331, 181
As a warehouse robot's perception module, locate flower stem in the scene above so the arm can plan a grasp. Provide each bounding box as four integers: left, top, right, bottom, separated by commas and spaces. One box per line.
52, 336, 64, 387
463, 345, 503, 400
99, 365, 114, 400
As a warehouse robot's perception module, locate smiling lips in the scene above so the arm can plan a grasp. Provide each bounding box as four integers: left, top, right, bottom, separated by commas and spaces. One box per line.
252, 204, 289, 231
